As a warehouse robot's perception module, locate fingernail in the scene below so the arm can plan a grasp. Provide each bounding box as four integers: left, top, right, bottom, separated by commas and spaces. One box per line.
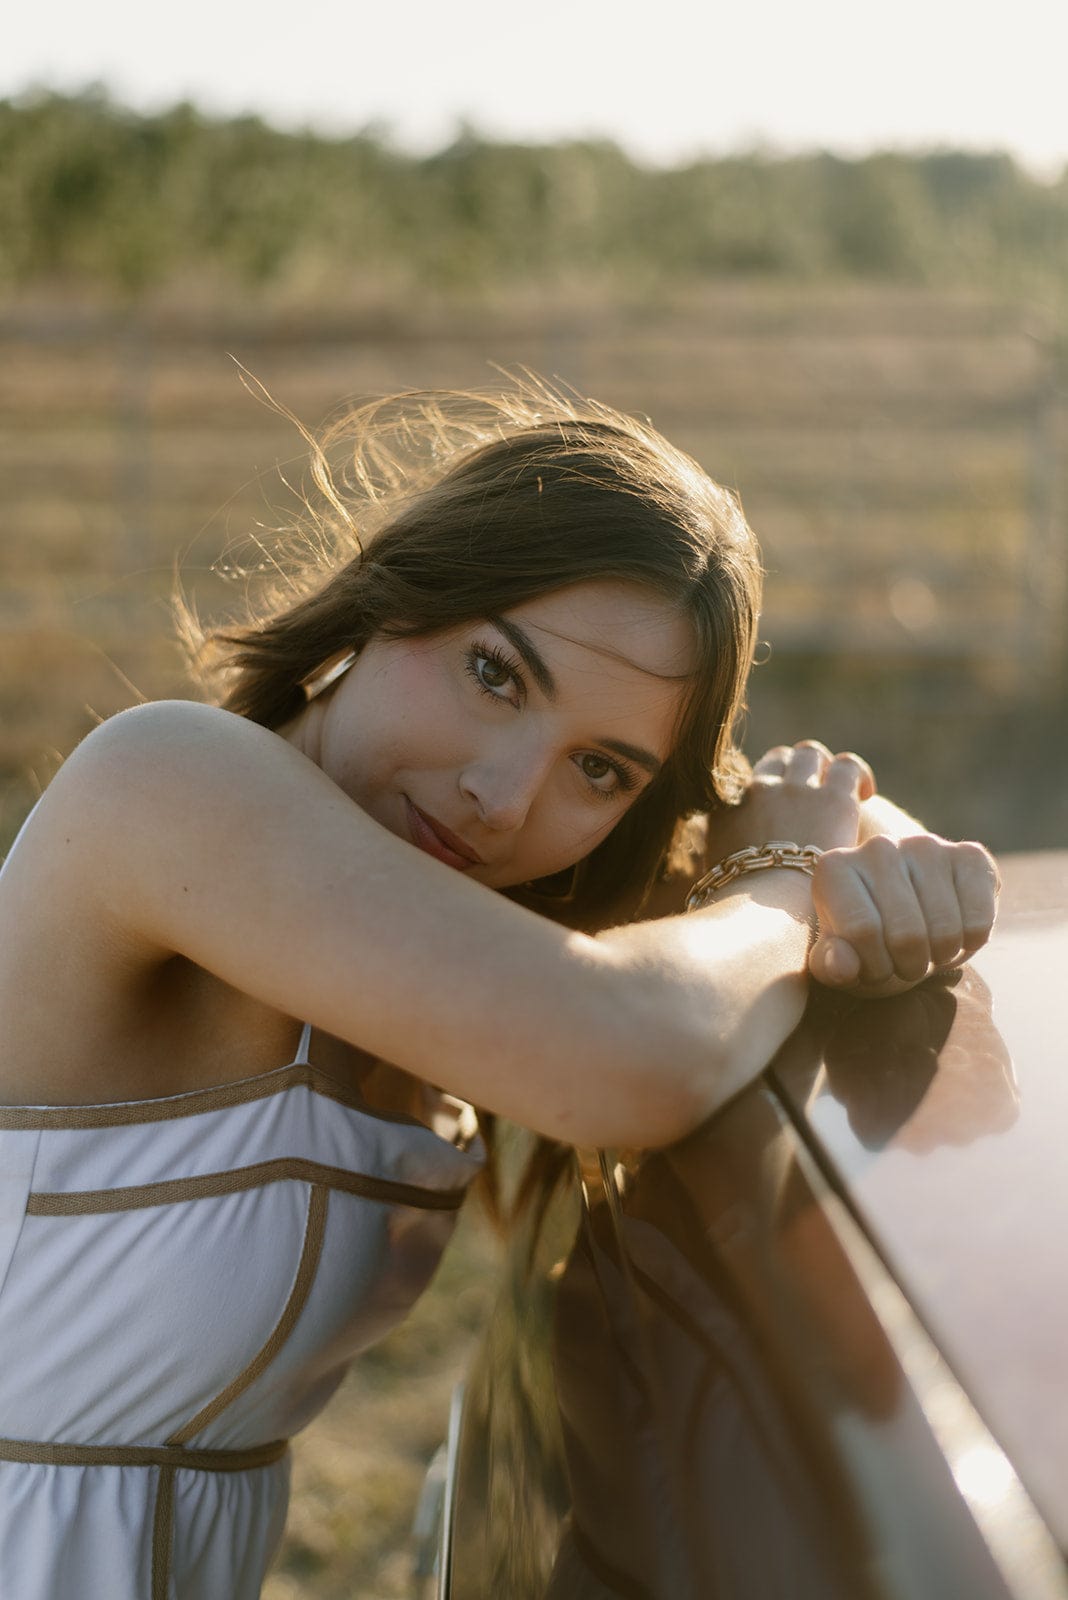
820, 944, 843, 981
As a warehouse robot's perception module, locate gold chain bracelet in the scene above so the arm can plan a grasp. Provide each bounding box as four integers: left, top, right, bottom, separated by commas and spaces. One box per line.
685, 841, 824, 912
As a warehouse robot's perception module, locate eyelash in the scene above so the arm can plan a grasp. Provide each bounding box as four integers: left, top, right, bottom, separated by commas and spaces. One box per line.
581, 755, 640, 803
463, 640, 640, 802
465, 640, 524, 707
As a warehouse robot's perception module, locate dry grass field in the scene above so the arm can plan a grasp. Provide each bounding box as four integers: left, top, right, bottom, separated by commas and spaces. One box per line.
1, 282, 1066, 1594
2, 282, 1065, 856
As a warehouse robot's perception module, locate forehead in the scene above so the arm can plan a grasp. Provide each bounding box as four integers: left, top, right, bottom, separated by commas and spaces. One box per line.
507, 580, 697, 684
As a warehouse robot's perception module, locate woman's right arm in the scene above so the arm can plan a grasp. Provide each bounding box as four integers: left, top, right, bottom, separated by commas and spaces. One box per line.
24, 704, 981, 1148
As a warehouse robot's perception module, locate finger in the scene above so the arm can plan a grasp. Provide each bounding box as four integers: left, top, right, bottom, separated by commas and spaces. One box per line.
902, 836, 965, 968
815, 840, 935, 985
783, 740, 833, 787
826, 751, 877, 802
812, 849, 897, 986
808, 933, 861, 987
822, 753, 871, 802
751, 745, 791, 778
952, 843, 1001, 958
853, 836, 934, 983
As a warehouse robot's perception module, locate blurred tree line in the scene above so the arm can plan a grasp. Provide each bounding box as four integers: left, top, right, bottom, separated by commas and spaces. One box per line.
2, 87, 1067, 298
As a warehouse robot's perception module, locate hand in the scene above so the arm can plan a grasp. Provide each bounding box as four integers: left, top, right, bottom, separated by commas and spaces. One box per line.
707, 740, 876, 861
809, 833, 1001, 997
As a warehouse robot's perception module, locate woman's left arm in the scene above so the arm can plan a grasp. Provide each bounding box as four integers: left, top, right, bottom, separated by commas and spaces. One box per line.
646, 756, 1000, 1001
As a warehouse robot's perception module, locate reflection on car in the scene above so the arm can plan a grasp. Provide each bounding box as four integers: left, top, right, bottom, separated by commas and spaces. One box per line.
424, 852, 1068, 1600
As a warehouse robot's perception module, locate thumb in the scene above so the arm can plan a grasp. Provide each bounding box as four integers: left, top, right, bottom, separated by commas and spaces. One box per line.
809, 934, 861, 987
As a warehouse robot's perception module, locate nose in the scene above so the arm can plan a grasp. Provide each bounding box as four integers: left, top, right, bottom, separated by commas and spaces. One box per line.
458, 737, 552, 833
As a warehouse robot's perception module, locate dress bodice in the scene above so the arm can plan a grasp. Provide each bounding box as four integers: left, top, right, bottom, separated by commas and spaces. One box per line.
0, 1027, 484, 1598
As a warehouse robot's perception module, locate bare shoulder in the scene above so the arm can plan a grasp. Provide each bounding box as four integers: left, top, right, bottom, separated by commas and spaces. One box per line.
4, 702, 239, 923
7, 698, 341, 959
38, 699, 335, 858
0, 702, 344, 1102
52, 698, 291, 798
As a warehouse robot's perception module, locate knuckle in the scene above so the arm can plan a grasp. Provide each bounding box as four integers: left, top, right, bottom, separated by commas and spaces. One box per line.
928, 912, 964, 942
883, 915, 927, 948
860, 952, 896, 984
884, 933, 930, 979
831, 751, 867, 776
813, 848, 853, 883
956, 841, 1000, 883
860, 834, 898, 865
929, 925, 965, 962
903, 832, 944, 863
961, 915, 995, 949
837, 910, 879, 945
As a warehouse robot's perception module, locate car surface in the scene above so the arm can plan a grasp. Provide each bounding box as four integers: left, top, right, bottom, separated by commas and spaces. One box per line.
425, 850, 1068, 1600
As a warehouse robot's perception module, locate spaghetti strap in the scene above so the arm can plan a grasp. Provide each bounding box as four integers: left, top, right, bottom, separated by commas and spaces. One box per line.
294, 1022, 312, 1066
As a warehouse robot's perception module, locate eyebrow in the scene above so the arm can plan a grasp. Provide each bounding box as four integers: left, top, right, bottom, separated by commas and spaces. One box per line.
488, 615, 664, 779
599, 738, 664, 779
490, 615, 558, 700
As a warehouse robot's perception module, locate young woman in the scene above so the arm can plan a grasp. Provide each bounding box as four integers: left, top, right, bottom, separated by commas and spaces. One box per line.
0, 383, 998, 1598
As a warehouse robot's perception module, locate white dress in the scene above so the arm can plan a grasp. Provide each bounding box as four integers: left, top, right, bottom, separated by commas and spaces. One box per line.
0, 1018, 484, 1598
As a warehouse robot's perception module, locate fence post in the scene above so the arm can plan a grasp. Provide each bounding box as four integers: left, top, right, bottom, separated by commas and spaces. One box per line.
117, 315, 153, 571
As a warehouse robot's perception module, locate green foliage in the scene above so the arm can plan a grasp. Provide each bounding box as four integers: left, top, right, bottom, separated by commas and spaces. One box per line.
2, 87, 1067, 297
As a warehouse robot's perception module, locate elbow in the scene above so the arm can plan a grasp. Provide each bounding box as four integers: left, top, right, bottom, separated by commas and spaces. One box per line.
583, 981, 799, 1151
627, 1085, 720, 1150
601, 1028, 772, 1150
550, 929, 802, 1151
582, 1024, 730, 1152
573, 1066, 722, 1152
632, 1037, 733, 1149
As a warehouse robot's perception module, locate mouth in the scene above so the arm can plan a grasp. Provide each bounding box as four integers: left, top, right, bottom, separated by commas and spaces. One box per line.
404, 798, 485, 870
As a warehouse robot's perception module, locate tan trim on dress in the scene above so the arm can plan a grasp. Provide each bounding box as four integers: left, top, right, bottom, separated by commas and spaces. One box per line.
0, 1437, 288, 1471
0, 1063, 434, 1132
168, 1184, 328, 1446
25, 1156, 469, 1215
151, 1465, 175, 1600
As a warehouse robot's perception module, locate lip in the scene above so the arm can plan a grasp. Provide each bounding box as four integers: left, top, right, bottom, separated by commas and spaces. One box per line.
405, 798, 485, 869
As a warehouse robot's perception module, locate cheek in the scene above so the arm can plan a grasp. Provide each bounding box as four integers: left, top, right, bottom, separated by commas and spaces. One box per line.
521, 795, 628, 877
375, 645, 472, 763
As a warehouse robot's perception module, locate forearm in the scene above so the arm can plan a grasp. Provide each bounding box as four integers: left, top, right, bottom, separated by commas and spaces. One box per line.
596, 869, 816, 1139
857, 793, 925, 842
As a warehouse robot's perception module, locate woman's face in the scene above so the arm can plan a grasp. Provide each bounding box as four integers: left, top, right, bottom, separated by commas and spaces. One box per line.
294, 581, 696, 890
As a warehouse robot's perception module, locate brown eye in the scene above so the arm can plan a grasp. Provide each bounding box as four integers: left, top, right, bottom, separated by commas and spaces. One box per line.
573, 751, 640, 800
476, 654, 513, 690
466, 645, 523, 705
580, 753, 612, 780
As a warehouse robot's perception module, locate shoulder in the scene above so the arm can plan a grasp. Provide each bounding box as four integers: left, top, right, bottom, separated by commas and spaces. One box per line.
47, 700, 312, 828
6, 697, 362, 982
19, 700, 325, 915
61, 698, 275, 779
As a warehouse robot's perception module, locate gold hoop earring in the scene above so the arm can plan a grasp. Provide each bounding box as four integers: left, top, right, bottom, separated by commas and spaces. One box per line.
299, 649, 357, 702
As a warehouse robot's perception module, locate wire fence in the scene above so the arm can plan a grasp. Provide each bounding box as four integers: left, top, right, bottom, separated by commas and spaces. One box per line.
1, 288, 1065, 847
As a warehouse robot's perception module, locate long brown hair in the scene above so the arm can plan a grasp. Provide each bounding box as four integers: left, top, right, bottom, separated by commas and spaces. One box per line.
186, 376, 763, 927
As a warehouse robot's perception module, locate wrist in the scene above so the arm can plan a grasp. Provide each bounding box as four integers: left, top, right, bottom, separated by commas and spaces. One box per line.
704, 866, 817, 926
686, 842, 823, 913
857, 795, 925, 843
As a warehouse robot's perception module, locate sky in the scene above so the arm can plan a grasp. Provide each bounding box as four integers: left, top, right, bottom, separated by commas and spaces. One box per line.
5, 0, 1068, 176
